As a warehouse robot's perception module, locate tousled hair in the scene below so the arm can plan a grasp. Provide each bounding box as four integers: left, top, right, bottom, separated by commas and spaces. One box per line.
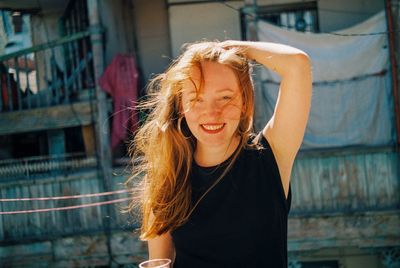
125, 41, 255, 240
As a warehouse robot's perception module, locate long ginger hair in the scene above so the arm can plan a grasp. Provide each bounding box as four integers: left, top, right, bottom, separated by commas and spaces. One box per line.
126, 41, 255, 240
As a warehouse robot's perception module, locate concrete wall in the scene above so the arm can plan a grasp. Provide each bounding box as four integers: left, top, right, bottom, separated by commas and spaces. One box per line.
167, 0, 384, 57
94, 0, 172, 89
99, 0, 137, 66
132, 0, 171, 84
168, 1, 243, 57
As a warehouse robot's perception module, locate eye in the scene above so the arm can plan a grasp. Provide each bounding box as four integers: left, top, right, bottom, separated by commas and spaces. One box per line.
222, 95, 232, 100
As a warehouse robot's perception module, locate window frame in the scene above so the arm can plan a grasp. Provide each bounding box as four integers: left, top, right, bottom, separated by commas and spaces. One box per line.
240, 1, 320, 40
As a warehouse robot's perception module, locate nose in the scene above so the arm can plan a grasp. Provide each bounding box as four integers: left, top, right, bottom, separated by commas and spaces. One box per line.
202, 99, 222, 117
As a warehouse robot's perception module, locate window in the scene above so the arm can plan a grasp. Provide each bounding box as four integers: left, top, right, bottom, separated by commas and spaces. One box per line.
11, 12, 23, 33
241, 1, 319, 39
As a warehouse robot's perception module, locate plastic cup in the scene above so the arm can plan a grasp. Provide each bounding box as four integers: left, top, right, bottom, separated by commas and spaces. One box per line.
139, 258, 172, 268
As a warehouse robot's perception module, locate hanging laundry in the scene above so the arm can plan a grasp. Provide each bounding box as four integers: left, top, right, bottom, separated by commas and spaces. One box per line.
0, 63, 19, 112
256, 11, 394, 149
99, 54, 139, 150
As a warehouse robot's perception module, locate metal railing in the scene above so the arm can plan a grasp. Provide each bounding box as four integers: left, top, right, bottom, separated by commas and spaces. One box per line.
0, 152, 97, 181
0, 30, 96, 112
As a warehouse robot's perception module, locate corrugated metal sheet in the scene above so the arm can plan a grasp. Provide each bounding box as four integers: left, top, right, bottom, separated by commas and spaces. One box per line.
0, 169, 132, 243
291, 151, 399, 215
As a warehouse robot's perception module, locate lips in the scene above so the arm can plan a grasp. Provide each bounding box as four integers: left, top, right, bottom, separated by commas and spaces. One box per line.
201, 123, 225, 134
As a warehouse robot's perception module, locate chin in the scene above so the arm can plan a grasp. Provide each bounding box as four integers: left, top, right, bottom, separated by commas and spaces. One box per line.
197, 134, 237, 147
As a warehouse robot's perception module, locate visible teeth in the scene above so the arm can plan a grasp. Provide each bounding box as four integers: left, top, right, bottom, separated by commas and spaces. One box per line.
202, 124, 224, 130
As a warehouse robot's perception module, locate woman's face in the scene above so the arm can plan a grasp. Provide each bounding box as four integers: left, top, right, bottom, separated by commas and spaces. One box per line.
181, 61, 243, 152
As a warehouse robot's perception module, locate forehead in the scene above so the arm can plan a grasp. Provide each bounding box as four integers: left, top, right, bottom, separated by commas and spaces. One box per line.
183, 61, 240, 94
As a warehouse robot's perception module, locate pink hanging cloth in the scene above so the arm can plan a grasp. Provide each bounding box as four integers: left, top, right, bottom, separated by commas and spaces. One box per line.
99, 54, 139, 149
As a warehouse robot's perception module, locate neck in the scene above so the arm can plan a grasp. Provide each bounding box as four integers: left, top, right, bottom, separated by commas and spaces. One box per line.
194, 136, 241, 167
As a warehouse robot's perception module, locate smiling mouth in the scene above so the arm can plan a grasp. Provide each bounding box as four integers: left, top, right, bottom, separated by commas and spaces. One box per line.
201, 124, 225, 133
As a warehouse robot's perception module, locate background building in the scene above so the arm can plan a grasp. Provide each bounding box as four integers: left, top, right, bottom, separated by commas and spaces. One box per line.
0, 0, 399, 267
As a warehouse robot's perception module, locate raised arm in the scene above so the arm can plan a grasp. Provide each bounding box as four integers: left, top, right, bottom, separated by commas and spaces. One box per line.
222, 40, 312, 198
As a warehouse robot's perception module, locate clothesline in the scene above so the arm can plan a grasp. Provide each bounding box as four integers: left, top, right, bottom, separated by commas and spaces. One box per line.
0, 189, 129, 202
0, 197, 130, 215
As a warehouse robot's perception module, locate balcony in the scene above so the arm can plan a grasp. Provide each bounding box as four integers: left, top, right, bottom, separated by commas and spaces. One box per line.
0, 30, 97, 132
289, 148, 399, 252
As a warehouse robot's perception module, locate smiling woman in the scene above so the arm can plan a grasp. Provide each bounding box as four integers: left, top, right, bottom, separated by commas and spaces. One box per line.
126, 40, 312, 268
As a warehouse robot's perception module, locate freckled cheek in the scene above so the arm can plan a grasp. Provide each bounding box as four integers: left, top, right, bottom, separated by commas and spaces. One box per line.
222, 104, 243, 120
183, 108, 201, 125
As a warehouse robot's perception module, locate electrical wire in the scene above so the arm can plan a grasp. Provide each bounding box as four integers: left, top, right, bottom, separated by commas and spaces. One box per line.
0, 197, 130, 215
0, 189, 129, 202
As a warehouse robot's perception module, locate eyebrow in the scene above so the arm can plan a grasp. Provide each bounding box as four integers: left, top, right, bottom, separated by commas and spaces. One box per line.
216, 88, 235, 93
185, 88, 236, 95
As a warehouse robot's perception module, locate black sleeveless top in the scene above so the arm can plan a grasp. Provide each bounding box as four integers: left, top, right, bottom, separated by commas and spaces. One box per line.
171, 134, 292, 268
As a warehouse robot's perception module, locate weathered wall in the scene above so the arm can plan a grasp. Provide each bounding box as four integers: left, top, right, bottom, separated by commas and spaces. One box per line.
98, 0, 137, 66
132, 0, 172, 83
290, 247, 386, 268
0, 231, 147, 267
0, 166, 144, 267
291, 151, 399, 214
98, 0, 171, 86
288, 211, 400, 251
168, 1, 243, 57
167, 0, 384, 57
0, 168, 132, 243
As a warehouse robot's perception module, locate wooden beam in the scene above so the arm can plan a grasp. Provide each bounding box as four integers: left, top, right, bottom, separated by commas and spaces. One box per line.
87, 0, 113, 266
0, 101, 96, 135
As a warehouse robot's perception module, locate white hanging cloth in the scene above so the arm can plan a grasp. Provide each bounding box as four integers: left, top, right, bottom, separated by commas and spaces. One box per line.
256, 11, 395, 149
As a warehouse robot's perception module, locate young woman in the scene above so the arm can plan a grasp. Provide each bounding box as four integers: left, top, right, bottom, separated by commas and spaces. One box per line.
127, 40, 312, 267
